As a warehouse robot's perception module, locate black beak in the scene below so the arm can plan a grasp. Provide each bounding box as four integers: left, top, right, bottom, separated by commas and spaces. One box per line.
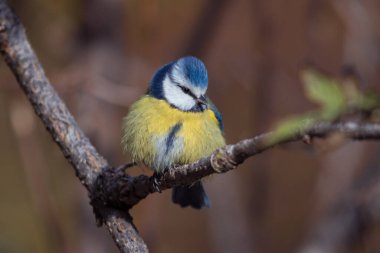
196, 95, 207, 110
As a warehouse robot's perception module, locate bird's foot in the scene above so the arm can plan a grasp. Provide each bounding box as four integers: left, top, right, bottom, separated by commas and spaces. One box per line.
116, 161, 137, 171
152, 172, 162, 193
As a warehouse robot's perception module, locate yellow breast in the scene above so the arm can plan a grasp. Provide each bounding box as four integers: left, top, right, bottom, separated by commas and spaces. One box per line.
122, 95, 225, 171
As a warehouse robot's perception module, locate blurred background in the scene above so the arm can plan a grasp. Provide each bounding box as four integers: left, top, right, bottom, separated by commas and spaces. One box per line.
1, 0, 380, 252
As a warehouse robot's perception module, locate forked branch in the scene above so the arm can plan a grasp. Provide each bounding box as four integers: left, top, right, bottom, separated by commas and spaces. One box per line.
1, 1, 380, 253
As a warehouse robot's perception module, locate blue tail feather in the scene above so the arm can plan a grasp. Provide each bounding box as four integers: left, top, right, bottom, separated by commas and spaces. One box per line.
172, 181, 211, 209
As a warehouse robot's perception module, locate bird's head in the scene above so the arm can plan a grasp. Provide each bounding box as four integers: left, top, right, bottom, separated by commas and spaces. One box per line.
149, 56, 208, 112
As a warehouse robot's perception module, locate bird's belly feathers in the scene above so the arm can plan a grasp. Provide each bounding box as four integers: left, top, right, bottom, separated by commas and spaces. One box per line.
122, 96, 225, 171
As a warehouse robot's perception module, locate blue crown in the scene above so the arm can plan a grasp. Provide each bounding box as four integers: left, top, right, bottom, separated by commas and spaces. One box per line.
148, 56, 208, 99
175, 56, 208, 89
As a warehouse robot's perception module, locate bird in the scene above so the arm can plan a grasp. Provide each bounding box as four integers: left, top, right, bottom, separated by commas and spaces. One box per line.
122, 56, 225, 209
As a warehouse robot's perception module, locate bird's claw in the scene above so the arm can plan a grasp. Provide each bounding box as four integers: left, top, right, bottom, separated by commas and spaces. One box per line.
116, 162, 137, 171
152, 172, 162, 193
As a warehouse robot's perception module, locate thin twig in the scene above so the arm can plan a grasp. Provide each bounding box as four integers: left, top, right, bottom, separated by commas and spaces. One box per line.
96, 121, 380, 209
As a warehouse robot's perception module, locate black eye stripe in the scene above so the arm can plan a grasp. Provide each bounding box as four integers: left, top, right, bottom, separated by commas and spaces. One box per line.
180, 86, 190, 93
168, 75, 197, 99
177, 84, 196, 99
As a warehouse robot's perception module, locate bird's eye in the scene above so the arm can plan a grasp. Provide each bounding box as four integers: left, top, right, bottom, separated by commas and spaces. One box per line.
179, 85, 191, 94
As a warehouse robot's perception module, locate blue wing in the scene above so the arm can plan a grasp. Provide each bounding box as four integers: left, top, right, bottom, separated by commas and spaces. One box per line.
206, 96, 224, 132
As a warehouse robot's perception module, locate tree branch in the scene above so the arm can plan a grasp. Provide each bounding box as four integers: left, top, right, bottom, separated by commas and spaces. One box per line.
2, 1, 380, 253
96, 121, 380, 209
0, 1, 147, 252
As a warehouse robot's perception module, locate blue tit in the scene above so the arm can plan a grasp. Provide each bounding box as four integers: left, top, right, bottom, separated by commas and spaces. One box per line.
122, 56, 225, 209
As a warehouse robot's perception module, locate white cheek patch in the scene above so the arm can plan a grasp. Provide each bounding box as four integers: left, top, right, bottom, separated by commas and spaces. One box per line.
162, 76, 196, 111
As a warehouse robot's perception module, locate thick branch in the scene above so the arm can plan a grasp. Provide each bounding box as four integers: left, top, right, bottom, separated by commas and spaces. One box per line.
0, 1, 104, 189
0, 2, 147, 252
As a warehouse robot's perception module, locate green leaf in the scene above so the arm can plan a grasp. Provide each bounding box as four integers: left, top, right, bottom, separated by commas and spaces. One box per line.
302, 69, 345, 120
269, 114, 316, 144
267, 69, 380, 146
344, 83, 380, 111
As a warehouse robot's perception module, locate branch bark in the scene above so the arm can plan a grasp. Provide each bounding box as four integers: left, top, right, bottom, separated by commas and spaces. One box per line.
0, 1, 147, 252
96, 121, 380, 209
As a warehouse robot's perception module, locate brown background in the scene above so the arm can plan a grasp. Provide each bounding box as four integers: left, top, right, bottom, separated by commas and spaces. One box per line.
0, 0, 380, 252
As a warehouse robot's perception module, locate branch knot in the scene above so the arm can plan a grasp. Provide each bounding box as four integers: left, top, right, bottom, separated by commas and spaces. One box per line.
210, 147, 237, 173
